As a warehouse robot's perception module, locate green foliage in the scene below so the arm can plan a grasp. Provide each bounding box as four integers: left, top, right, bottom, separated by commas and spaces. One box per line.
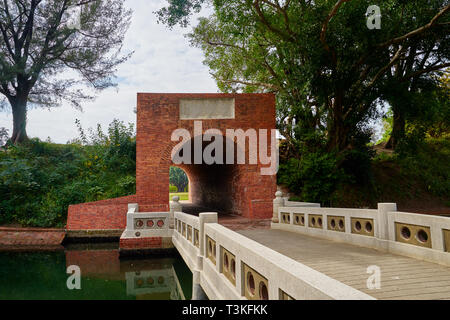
155, 0, 205, 28
169, 192, 189, 201
378, 110, 393, 144
0, 119, 136, 227
278, 152, 345, 204
158, 1, 449, 207
342, 129, 376, 185
373, 151, 393, 162
167, 0, 450, 154
397, 138, 450, 197
169, 185, 178, 193
169, 167, 189, 193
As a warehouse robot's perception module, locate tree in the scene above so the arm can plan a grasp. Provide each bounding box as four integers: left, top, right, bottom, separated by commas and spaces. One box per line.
0, 0, 132, 144
382, 17, 450, 149
158, 0, 449, 154
170, 166, 189, 192
427, 68, 450, 138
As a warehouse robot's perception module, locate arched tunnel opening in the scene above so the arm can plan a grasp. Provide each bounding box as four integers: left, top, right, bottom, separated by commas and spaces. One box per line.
171, 134, 244, 216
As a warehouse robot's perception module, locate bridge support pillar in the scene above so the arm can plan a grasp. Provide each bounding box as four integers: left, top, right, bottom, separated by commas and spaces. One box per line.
199, 212, 218, 256
169, 196, 182, 229
272, 191, 284, 223
192, 271, 208, 300
377, 203, 397, 240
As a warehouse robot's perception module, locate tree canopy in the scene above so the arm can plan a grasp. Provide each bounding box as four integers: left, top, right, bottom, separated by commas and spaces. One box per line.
157, 0, 450, 154
0, 0, 132, 143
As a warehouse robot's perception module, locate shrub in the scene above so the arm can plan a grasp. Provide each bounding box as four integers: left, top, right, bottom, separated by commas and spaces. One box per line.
0, 119, 137, 227
278, 152, 345, 204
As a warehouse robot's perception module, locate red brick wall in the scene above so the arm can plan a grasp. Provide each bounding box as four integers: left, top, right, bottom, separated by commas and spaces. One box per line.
67, 195, 137, 230
137, 93, 277, 218
65, 249, 120, 277
67, 93, 276, 231
119, 237, 163, 249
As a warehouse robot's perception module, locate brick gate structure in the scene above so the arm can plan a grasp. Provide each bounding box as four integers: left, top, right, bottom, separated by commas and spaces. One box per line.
67, 93, 277, 233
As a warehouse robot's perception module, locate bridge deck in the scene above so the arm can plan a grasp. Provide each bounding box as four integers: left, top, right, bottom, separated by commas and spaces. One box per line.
237, 229, 450, 300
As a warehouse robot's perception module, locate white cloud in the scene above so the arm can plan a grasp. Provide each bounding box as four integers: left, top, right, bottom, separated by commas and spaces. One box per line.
0, 0, 217, 143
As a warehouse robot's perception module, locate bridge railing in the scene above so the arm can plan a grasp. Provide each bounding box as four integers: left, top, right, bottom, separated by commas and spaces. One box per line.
387, 211, 450, 261
274, 196, 450, 266
202, 222, 374, 300
122, 203, 170, 238
172, 211, 373, 300
174, 212, 200, 243
173, 211, 201, 264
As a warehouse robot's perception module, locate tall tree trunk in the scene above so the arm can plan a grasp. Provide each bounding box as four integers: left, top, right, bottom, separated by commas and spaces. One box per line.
10, 97, 29, 144
327, 117, 350, 152
327, 98, 350, 153
385, 105, 405, 150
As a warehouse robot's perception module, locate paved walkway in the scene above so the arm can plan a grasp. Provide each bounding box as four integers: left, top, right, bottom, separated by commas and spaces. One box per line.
237, 228, 450, 300
181, 203, 272, 230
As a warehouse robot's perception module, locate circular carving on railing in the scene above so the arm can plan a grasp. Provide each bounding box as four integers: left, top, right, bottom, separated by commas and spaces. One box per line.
136, 279, 144, 287
224, 253, 229, 271
135, 219, 143, 228
339, 219, 344, 230
301, 216, 305, 225
247, 272, 255, 296
416, 229, 428, 243
365, 221, 373, 233
213, 244, 216, 257
157, 220, 164, 228
311, 217, 316, 226
259, 282, 269, 300
135, 232, 141, 237
147, 277, 154, 285
158, 276, 165, 284
401, 226, 411, 239
355, 221, 362, 232
287, 215, 290, 223
318, 217, 323, 227
282, 215, 287, 223
295, 216, 299, 224
330, 219, 336, 229
231, 259, 236, 279
147, 220, 154, 228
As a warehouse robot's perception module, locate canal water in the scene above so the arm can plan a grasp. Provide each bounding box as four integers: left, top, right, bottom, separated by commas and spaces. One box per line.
0, 242, 192, 300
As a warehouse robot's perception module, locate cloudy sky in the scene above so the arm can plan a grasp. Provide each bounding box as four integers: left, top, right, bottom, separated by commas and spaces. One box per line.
0, 0, 218, 143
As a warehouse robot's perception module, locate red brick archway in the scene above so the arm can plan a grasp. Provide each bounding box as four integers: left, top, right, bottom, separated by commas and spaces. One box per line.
169, 134, 246, 215
67, 93, 276, 231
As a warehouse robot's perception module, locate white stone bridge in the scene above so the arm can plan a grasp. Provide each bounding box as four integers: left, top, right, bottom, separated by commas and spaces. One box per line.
119, 193, 450, 300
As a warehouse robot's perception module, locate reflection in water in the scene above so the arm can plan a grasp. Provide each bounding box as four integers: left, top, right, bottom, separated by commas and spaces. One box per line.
64, 242, 192, 300
127, 266, 185, 300
0, 242, 192, 300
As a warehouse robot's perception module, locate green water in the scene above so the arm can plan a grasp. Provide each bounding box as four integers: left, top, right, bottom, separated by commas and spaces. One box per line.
0, 243, 192, 300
